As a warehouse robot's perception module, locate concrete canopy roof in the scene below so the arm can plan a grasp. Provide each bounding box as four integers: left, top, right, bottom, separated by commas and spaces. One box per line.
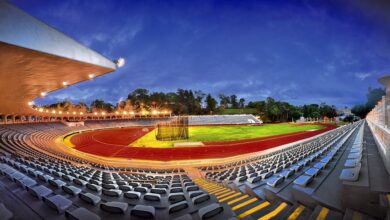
0, 1, 117, 115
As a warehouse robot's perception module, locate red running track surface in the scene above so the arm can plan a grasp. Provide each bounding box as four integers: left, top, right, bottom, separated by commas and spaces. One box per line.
70, 124, 336, 161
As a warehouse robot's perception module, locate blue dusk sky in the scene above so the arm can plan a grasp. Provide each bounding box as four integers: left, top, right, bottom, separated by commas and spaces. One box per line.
11, 0, 390, 108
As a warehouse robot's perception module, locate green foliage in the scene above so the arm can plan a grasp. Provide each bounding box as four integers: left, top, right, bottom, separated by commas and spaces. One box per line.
352, 87, 385, 118
205, 94, 217, 113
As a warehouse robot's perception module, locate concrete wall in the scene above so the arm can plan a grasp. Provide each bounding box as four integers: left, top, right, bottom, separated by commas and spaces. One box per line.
367, 120, 390, 175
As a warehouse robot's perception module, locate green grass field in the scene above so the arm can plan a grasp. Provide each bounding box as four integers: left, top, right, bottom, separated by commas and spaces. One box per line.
130, 123, 324, 148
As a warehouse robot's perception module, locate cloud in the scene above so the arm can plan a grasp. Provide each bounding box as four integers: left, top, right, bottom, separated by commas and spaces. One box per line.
354, 73, 372, 80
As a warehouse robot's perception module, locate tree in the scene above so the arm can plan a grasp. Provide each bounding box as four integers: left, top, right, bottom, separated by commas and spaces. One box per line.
218, 94, 230, 109
91, 99, 114, 113
205, 94, 217, 114
352, 87, 385, 118
230, 95, 238, 108
366, 87, 385, 109
239, 98, 245, 108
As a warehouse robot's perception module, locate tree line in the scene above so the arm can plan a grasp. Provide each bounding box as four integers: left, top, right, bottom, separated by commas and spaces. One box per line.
351, 87, 385, 118
41, 88, 340, 122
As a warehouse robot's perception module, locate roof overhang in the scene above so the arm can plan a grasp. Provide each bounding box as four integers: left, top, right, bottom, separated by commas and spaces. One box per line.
0, 1, 117, 115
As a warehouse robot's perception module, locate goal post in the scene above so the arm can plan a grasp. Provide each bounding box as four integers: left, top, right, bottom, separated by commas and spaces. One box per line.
156, 116, 189, 141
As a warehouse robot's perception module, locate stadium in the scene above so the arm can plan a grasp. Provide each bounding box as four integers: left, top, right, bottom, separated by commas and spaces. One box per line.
0, 1, 390, 220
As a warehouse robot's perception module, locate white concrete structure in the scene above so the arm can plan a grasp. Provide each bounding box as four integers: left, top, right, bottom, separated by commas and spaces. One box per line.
366, 75, 390, 174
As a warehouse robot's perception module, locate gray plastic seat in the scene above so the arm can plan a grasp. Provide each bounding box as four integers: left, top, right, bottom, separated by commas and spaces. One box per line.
102, 189, 122, 197
169, 201, 189, 214
73, 178, 88, 186
278, 170, 294, 179
62, 175, 75, 182
192, 194, 210, 204
65, 207, 101, 220
102, 183, 118, 189
28, 185, 53, 199
344, 159, 360, 168
266, 176, 284, 188
15, 177, 37, 189
294, 175, 313, 187
248, 176, 262, 183
119, 185, 133, 191
134, 186, 148, 193
0, 203, 13, 220
155, 184, 169, 189
144, 193, 161, 201
7, 171, 25, 182
62, 185, 82, 196
171, 183, 182, 188
86, 183, 102, 192
198, 203, 223, 219
263, 171, 273, 179
170, 187, 183, 193
100, 201, 128, 214
130, 205, 155, 219
169, 193, 186, 203
189, 190, 204, 198
43, 195, 72, 214
150, 188, 167, 194
124, 191, 141, 199
348, 152, 362, 160
340, 166, 361, 182
38, 174, 54, 182
142, 183, 153, 189
49, 179, 67, 188
313, 162, 326, 170
320, 156, 332, 164
186, 185, 199, 192
79, 192, 101, 206
305, 168, 320, 177
290, 164, 303, 172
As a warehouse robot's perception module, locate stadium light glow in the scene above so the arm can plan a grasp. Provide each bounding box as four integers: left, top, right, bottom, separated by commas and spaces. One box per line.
102, 112, 106, 115
59, 111, 62, 114
88, 74, 95, 79
39, 108, 43, 112
45, 110, 49, 113
115, 111, 119, 114
51, 110, 56, 114
62, 81, 68, 86
27, 101, 34, 106
40, 92, 47, 97
73, 111, 76, 115
80, 112, 83, 115
115, 57, 125, 68
123, 111, 127, 115
152, 110, 157, 115
130, 111, 135, 115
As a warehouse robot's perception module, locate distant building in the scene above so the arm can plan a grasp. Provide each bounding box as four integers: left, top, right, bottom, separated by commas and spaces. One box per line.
337, 107, 352, 116
337, 107, 353, 120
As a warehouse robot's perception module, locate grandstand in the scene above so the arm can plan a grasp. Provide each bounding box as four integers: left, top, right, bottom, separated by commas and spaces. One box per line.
188, 115, 262, 125
0, 2, 389, 220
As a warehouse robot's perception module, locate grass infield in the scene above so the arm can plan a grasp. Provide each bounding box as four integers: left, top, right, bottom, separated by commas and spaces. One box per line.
130, 123, 324, 148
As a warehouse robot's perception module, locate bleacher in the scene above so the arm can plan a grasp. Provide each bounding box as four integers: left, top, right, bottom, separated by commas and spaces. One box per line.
188, 115, 262, 125
199, 121, 390, 219
0, 119, 389, 219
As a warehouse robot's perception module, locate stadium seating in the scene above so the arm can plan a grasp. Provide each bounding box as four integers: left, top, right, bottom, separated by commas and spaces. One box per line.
188, 114, 262, 125
1, 119, 389, 219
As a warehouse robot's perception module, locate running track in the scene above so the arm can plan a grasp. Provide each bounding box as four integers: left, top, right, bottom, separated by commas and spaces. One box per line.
70, 124, 336, 161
